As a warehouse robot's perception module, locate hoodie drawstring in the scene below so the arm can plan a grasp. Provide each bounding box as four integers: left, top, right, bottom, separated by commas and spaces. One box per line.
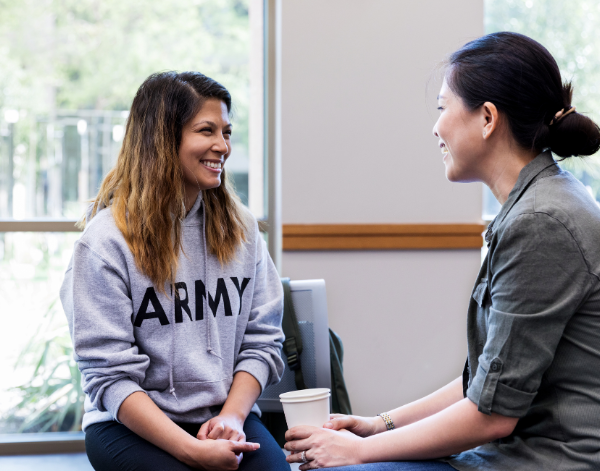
169, 284, 178, 401
203, 199, 222, 360
168, 196, 221, 401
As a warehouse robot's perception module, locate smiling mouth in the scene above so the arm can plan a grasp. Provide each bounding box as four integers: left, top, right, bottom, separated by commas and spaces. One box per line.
201, 160, 223, 169
440, 144, 449, 155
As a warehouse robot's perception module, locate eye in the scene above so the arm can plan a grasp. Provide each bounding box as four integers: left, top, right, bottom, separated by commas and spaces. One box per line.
224, 129, 232, 137
199, 127, 212, 133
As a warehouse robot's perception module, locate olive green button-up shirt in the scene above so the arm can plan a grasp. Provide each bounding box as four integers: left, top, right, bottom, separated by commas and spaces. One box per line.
448, 152, 600, 471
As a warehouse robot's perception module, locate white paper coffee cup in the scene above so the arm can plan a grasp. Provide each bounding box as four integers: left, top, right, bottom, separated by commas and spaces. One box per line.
279, 388, 331, 429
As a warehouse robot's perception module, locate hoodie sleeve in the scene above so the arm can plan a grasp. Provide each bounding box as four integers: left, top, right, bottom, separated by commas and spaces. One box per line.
60, 240, 149, 422
233, 234, 285, 392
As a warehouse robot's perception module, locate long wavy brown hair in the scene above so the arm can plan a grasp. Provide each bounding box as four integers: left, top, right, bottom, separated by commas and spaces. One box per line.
79, 71, 249, 293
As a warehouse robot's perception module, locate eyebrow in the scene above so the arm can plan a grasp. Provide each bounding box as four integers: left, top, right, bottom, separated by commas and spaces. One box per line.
192, 120, 232, 128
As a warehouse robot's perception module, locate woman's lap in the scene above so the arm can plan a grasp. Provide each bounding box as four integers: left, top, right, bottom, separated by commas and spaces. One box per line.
85, 412, 289, 471
238, 412, 290, 470
85, 419, 193, 471
326, 461, 454, 471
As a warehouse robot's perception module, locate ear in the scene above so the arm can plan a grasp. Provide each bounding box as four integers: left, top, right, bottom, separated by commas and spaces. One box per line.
481, 102, 499, 139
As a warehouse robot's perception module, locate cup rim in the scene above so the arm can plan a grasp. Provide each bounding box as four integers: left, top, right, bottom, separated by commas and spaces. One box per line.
279, 388, 331, 403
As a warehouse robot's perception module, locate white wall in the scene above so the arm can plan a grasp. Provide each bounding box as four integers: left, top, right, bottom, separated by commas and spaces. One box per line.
280, 0, 483, 224
279, 0, 484, 415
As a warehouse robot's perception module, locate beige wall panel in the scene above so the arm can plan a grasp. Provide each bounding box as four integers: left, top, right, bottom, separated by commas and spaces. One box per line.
282, 249, 481, 416
281, 0, 484, 224
279, 0, 484, 414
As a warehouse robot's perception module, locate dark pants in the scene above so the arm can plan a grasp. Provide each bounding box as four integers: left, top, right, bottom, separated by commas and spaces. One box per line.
85, 412, 290, 471
327, 462, 455, 470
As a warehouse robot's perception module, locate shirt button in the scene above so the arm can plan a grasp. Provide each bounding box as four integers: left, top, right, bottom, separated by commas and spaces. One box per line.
491, 363, 499, 372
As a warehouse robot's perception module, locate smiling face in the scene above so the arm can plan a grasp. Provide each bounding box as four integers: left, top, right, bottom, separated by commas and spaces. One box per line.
432, 79, 487, 182
179, 98, 232, 204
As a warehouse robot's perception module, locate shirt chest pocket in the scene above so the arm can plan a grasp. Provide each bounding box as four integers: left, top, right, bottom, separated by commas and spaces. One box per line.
472, 278, 490, 308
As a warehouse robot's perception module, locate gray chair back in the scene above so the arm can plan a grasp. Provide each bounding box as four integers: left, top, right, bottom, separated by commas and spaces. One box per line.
257, 279, 331, 412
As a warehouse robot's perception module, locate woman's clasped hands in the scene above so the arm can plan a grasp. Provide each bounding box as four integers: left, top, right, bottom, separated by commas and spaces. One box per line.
284, 414, 385, 470
198, 413, 247, 442
180, 413, 259, 471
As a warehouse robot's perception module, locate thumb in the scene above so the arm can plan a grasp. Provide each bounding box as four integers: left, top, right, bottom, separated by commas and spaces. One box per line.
208, 422, 225, 439
324, 416, 354, 430
197, 421, 211, 440
231, 441, 260, 455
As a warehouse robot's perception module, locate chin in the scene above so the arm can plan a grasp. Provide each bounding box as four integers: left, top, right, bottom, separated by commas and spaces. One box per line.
444, 162, 470, 183
200, 178, 222, 190
444, 165, 458, 182
445, 172, 462, 183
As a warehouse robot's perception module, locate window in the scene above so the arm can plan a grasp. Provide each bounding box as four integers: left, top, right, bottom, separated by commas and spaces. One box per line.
483, 0, 600, 219
0, 0, 269, 435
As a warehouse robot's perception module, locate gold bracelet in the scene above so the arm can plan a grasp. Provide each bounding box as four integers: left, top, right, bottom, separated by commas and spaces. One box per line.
378, 412, 395, 431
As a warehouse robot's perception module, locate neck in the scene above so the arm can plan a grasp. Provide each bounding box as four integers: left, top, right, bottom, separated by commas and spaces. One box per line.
184, 185, 200, 213
483, 141, 538, 205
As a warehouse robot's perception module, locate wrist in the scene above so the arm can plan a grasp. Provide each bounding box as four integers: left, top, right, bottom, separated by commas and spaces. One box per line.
373, 415, 388, 434
219, 410, 246, 425
174, 434, 202, 466
356, 436, 370, 464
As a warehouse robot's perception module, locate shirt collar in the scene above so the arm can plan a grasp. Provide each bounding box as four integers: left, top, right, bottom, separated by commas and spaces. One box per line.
485, 151, 557, 244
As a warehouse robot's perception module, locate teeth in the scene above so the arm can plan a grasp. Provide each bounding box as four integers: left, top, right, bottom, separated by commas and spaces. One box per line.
202, 161, 222, 169
441, 147, 449, 154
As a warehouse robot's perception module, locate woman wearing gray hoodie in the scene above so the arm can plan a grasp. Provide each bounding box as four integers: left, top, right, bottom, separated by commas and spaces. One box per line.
60, 71, 289, 471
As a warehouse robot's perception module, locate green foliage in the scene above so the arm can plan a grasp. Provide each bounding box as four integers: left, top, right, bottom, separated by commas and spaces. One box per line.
486, 0, 600, 200
2, 297, 84, 433
0, 1, 251, 433
0, 0, 250, 146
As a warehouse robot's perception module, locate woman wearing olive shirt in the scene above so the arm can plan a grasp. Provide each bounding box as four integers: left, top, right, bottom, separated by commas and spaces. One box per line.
284, 32, 600, 471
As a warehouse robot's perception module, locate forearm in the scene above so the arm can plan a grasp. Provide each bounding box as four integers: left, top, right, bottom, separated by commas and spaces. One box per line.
381, 377, 464, 432
117, 391, 197, 463
220, 371, 262, 421
361, 398, 516, 462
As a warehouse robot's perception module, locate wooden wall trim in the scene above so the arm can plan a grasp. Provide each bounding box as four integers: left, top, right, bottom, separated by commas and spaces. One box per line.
283, 223, 485, 250
0, 220, 80, 232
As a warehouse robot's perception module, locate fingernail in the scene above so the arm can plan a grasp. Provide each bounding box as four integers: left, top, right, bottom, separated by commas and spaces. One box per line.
324, 422, 333, 428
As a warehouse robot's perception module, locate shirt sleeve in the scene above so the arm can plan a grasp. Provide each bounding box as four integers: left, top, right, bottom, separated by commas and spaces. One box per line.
60, 240, 150, 422
233, 232, 285, 392
467, 212, 593, 417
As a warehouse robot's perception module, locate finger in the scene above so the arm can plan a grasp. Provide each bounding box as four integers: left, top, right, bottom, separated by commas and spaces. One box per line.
230, 441, 260, 454
286, 451, 308, 463
324, 416, 354, 430
284, 437, 311, 453
237, 452, 243, 465
285, 425, 318, 442
300, 463, 319, 471
197, 420, 211, 440
325, 413, 347, 427
238, 432, 246, 443
224, 427, 237, 441
329, 414, 347, 419
299, 454, 316, 471
208, 422, 225, 439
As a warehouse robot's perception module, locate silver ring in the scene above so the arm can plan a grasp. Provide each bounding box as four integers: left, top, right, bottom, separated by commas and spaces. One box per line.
300, 450, 307, 463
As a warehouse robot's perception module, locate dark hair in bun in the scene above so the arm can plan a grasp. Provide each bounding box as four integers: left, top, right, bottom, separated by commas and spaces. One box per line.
446, 31, 600, 158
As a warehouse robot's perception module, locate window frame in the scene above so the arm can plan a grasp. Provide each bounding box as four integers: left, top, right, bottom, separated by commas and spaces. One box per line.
0, 0, 280, 453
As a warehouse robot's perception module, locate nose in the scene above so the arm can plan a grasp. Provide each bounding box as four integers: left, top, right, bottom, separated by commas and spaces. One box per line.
432, 123, 439, 138
212, 133, 229, 155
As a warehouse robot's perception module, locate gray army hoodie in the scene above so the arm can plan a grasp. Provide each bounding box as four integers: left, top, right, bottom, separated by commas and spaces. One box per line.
60, 194, 285, 431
